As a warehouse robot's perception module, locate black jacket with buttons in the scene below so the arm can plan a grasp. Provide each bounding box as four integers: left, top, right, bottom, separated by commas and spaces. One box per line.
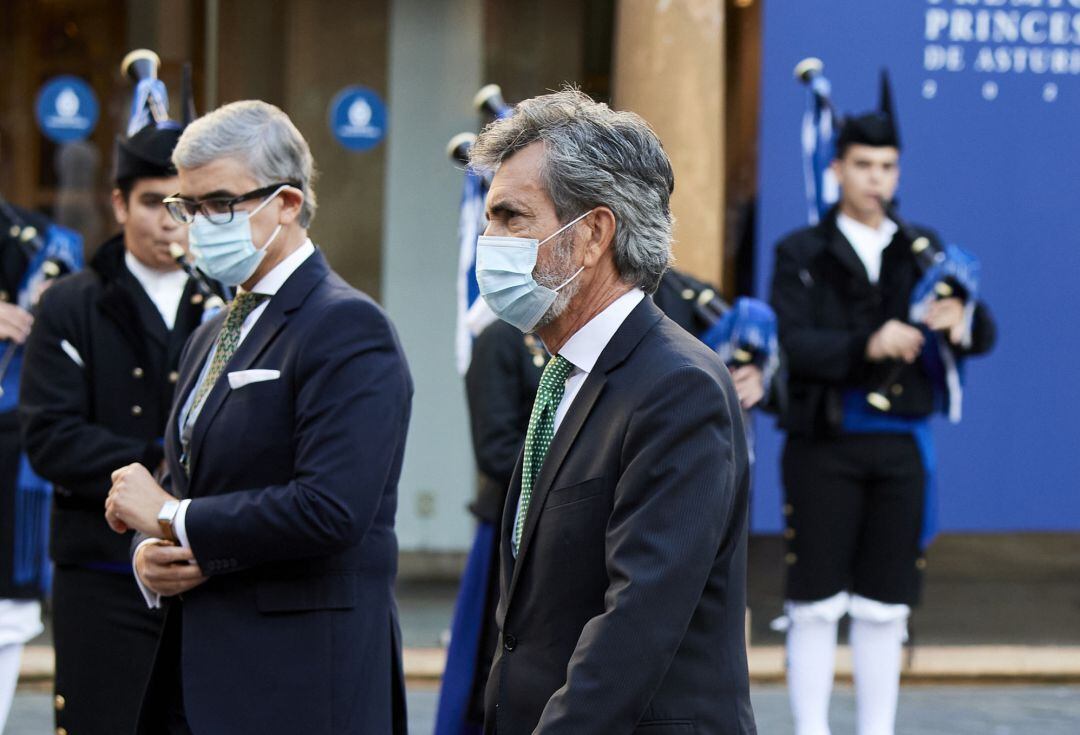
770, 206, 996, 438
19, 235, 221, 566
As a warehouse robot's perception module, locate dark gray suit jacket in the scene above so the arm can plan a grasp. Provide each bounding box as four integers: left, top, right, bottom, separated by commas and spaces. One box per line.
484, 296, 756, 735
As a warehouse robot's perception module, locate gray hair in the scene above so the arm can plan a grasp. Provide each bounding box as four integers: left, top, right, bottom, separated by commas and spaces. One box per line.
173, 100, 318, 227
469, 88, 673, 293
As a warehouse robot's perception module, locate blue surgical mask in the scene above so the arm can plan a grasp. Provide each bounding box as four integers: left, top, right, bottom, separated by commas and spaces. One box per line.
188, 186, 286, 286
475, 210, 591, 333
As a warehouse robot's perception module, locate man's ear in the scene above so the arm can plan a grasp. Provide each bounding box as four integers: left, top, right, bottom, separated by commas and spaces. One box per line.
277, 187, 304, 226
111, 189, 129, 226
580, 206, 617, 268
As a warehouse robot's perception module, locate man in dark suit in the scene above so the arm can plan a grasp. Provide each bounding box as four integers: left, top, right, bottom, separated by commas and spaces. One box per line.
769, 106, 995, 735
469, 89, 756, 734
103, 100, 412, 735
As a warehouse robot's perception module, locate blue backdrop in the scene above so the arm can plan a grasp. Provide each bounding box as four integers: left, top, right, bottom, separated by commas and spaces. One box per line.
752, 0, 1080, 534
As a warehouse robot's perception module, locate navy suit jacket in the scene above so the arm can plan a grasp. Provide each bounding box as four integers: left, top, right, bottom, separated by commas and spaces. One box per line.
141, 249, 412, 735
484, 297, 757, 735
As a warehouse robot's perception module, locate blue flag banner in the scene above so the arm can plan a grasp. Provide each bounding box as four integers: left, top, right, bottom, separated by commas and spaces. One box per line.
455, 168, 496, 375
800, 69, 839, 224
755, 1, 1080, 533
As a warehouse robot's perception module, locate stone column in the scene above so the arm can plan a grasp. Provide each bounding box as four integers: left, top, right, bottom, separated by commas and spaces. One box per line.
612, 0, 725, 288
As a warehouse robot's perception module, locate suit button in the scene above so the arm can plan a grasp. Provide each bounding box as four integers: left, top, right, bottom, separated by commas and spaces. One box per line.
131, 405, 143, 417
57, 728, 68, 735
783, 527, 795, 540
54, 694, 65, 710
503, 634, 517, 652
784, 552, 798, 565
132, 366, 144, 378
169, 370, 180, 384
782, 503, 794, 517
891, 383, 903, 396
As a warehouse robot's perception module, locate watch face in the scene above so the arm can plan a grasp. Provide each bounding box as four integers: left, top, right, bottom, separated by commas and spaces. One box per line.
158, 501, 179, 522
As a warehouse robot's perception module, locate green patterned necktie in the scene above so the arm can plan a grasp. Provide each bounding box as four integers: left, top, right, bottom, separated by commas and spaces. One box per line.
189, 291, 269, 418
513, 354, 574, 556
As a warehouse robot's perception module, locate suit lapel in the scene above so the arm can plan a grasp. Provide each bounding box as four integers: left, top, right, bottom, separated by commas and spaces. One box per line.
499, 453, 524, 609
503, 297, 664, 605
186, 249, 330, 483
167, 319, 220, 499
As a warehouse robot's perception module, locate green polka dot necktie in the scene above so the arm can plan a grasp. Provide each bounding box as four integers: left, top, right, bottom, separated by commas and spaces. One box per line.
513, 354, 574, 556
183, 291, 268, 473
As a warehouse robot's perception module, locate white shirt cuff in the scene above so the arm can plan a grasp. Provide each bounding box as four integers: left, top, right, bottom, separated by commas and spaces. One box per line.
174, 498, 192, 550
133, 538, 163, 609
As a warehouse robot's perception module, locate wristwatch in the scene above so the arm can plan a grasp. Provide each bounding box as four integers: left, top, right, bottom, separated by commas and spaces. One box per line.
157, 500, 181, 543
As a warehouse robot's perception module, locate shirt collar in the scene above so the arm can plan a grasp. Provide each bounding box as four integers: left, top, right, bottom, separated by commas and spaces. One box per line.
557, 288, 645, 374
124, 250, 188, 291
836, 212, 898, 249
241, 238, 315, 297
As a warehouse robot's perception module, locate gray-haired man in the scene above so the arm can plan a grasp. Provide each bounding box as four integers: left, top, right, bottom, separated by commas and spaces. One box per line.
103, 100, 412, 734
471, 89, 756, 734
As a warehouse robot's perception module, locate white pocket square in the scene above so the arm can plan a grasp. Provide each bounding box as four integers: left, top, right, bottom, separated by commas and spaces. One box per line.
227, 369, 281, 390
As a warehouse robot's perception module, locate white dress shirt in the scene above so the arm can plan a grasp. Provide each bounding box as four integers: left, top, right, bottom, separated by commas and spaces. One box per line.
511, 288, 645, 556
124, 251, 189, 330
136, 239, 315, 607
836, 212, 898, 285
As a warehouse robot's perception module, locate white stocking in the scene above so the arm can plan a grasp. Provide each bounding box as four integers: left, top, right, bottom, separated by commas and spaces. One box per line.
850, 595, 909, 735
783, 592, 848, 735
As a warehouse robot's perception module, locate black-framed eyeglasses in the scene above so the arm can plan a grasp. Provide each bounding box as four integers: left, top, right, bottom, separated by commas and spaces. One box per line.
163, 182, 301, 225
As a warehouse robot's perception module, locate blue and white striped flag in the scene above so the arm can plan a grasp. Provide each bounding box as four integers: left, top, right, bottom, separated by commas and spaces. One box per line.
801, 73, 839, 224
455, 167, 496, 375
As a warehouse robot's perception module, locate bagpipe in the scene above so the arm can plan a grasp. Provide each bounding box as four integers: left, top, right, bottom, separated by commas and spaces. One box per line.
447, 84, 513, 374
699, 293, 779, 378
867, 197, 980, 417
121, 49, 175, 136
0, 197, 83, 404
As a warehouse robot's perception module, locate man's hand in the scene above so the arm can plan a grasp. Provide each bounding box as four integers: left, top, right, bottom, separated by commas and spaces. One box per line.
866, 319, 925, 363
0, 302, 33, 344
730, 365, 765, 410
105, 463, 174, 536
135, 541, 207, 597
921, 297, 968, 345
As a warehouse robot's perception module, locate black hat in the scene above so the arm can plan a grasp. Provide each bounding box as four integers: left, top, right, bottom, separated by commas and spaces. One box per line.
114, 123, 181, 183
835, 69, 900, 156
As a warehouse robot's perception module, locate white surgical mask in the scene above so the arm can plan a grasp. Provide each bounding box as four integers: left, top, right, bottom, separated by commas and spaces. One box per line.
188, 185, 286, 286
475, 210, 591, 333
